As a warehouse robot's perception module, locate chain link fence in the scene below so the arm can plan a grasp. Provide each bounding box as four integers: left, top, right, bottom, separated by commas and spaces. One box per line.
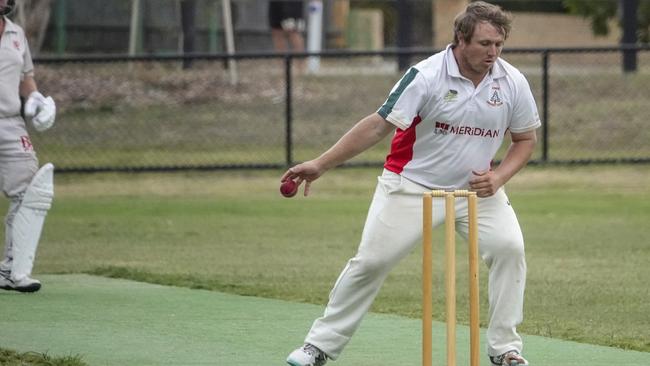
30, 46, 649, 172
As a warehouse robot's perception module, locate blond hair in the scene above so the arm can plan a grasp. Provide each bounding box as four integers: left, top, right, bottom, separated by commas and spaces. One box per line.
453, 1, 512, 45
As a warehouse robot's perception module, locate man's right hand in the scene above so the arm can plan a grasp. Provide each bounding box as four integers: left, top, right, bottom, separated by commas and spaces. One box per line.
280, 160, 326, 197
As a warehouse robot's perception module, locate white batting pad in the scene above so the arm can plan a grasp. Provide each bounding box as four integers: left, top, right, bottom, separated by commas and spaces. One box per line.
11, 163, 54, 281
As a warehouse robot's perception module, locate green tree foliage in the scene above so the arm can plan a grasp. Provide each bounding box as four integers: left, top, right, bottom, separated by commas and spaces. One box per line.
564, 0, 650, 42
640, 1, 650, 42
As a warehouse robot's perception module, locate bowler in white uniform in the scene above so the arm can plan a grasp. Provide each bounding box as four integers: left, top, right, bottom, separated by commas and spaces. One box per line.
282, 2, 537, 365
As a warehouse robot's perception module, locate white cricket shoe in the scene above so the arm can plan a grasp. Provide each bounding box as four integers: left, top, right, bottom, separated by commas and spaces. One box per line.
286, 343, 328, 366
489, 350, 529, 365
0, 271, 41, 293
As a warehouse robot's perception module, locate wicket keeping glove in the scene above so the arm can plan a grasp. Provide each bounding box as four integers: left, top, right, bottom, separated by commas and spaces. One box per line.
25, 91, 56, 132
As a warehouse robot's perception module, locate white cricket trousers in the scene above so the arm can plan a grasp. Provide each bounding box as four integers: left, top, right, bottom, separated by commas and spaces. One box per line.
305, 170, 527, 360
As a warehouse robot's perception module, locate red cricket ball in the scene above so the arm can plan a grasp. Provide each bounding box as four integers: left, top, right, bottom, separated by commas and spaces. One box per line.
280, 179, 298, 198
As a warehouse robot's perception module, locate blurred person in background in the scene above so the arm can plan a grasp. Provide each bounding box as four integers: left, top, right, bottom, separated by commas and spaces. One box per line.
282, 2, 536, 365
0, 0, 55, 293
269, 0, 305, 54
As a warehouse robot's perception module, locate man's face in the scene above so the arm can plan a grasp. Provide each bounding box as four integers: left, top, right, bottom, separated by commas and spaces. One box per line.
457, 21, 504, 75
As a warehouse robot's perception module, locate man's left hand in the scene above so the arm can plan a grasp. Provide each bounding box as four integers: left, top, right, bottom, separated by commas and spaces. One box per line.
469, 170, 503, 197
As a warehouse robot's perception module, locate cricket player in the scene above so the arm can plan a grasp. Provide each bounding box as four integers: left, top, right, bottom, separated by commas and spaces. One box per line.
0, 0, 55, 293
282, 2, 537, 365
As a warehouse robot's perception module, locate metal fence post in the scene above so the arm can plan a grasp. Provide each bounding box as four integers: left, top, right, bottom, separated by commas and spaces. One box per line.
621, 0, 638, 73
542, 50, 549, 163
285, 55, 293, 167
55, 0, 67, 55
180, 0, 197, 70
397, 0, 413, 71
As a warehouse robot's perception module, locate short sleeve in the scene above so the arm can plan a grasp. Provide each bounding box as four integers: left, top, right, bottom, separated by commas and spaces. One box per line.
377, 67, 428, 130
21, 33, 34, 79
509, 74, 541, 133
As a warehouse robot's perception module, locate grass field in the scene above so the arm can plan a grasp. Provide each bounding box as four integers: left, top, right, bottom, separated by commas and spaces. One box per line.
0, 164, 646, 363
6, 53, 649, 364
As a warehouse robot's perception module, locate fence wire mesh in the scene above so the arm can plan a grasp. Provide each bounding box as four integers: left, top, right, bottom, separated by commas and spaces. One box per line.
30, 47, 649, 172
544, 50, 650, 162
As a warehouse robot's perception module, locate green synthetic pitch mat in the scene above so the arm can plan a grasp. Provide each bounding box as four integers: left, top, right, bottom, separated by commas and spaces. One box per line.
1, 275, 648, 366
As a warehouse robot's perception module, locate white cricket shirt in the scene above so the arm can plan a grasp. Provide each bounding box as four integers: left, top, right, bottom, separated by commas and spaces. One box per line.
377, 45, 540, 190
0, 17, 34, 118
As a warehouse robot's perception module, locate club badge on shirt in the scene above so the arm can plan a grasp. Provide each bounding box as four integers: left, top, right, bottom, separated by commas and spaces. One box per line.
20, 136, 33, 152
487, 85, 503, 107
444, 89, 458, 102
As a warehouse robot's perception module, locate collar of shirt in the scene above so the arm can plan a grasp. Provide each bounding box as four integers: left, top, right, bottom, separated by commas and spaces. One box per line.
2, 16, 19, 35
